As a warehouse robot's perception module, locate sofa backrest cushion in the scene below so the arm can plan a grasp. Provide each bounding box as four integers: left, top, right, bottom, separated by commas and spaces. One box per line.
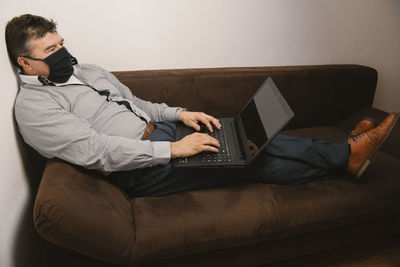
113, 65, 377, 129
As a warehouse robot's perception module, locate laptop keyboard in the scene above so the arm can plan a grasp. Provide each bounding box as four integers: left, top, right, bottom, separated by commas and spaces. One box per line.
201, 121, 232, 163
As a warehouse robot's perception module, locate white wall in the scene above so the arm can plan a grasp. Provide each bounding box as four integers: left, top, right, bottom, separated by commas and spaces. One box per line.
1, 0, 399, 266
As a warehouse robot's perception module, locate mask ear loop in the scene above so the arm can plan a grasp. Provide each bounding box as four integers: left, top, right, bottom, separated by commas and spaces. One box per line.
70, 55, 78, 65
23, 55, 43, 61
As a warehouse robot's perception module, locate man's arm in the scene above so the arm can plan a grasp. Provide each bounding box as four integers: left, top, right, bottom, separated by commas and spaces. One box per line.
15, 93, 170, 173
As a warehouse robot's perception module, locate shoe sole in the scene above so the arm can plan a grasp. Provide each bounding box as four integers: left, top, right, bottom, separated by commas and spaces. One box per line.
354, 113, 400, 178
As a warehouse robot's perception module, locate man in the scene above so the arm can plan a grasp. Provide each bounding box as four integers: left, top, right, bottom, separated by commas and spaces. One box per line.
6, 14, 399, 197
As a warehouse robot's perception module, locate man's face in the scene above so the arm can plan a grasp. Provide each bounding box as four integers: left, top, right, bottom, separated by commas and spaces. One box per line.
18, 32, 64, 77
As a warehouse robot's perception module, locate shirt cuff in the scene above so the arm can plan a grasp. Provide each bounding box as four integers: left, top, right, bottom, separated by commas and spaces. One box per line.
164, 107, 186, 121
151, 141, 171, 166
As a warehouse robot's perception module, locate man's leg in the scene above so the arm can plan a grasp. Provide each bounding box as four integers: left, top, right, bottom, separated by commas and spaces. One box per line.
233, 112, 398, 183
245, 134, 349, 185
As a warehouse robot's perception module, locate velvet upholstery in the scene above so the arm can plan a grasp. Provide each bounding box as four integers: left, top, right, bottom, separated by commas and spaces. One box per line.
32, 65, 400, 265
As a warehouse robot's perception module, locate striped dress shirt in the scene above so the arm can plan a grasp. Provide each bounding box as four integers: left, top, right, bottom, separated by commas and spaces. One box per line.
15, 64, 182, 174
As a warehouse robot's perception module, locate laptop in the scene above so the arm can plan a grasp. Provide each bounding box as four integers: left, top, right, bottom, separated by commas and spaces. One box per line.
173, 77, 294, 168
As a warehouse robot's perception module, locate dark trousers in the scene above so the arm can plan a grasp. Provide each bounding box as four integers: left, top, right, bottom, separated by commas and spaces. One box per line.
110, 122, 350, 198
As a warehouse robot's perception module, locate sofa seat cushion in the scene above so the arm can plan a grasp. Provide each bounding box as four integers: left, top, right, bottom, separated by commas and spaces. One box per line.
129, 126, 400, 263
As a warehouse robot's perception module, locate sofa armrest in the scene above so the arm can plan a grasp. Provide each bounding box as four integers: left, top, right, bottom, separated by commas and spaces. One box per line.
337, 107, 400, 160
33, 159, 135, 264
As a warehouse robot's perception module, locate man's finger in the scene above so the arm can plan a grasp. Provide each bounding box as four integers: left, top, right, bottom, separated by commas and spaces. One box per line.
199, 117, 214, 132
196, 133, 219, 146
204, 114, 221, 130
211, 117, 221, 129
191, 121, 202, 131
205, 135, 220, 147
201, 145, 219, 153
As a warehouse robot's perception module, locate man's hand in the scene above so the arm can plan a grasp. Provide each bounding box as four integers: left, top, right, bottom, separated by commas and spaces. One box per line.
180, 111, 221, 132
170, 132, 220, 158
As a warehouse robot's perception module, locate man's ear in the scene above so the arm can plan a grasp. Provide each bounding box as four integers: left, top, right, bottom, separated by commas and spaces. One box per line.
17, 56, 32, 72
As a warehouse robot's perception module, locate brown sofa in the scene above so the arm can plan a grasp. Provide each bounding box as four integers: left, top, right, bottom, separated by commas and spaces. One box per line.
33, 65, 400, 266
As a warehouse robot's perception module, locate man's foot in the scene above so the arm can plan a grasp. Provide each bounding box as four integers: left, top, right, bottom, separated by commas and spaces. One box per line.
351, 117, 376, 135
347, 112, 399, 178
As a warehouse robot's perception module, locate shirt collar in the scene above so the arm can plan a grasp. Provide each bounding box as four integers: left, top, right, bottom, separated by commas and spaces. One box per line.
18, 73, 44, 86
18, 65, 83, 86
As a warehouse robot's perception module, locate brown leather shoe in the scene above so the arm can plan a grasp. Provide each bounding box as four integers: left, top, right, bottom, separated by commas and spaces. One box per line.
347, 112, 399, 178
351, 117, 376, 135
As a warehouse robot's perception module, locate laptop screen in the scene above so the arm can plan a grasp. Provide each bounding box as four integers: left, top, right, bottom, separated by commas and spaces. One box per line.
239, 77, 294, 160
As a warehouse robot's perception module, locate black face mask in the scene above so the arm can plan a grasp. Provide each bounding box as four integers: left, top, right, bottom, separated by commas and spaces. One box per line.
26, 47, 78, 83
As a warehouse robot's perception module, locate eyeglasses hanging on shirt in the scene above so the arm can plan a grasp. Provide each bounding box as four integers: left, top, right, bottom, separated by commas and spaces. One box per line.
38, 75, 148, 124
